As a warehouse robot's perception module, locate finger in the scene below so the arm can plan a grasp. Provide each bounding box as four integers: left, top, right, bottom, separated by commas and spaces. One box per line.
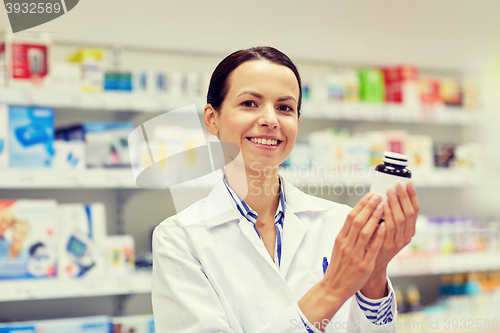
338, 192, 374, 239
396, 182, 415, 242
383, 200, 397, 244
345, 194, 382, 250
405, 181, 420, 240
353, 201, 384, 256
363, 222, 386, 263
387, 185, 405, 242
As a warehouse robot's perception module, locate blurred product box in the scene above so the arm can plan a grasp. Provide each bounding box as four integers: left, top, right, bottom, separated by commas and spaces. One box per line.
0, 200, 57, 279
0, 316, 112, 333
455, 142, 481, 170
406, 135, 434, 171
344, 69, 360, 102
0, 104, 8, 168
112, 315, 155, 333
326, 72, 346, 101
52, 140, 86, 169
358, 69, 385, 103
284, 141, 310, 168
381, 65, 419, 107
182, 72, 201, 98
56, 122, 135, 168
461, 80, 480, 110
434, 143, 456, 168
104, 71, 132, 91
105, 235, 135, 276
384, 130, 407, 155
309, 128, 349, 169
439, 80, 462, 107
51, 61, 81, 92
0, 30, 52, 88
57, 204, 107, 278
419, 79, 441, 107
8, 106, 55, 168
345, 137, 371, 170
67, 49, 105, 93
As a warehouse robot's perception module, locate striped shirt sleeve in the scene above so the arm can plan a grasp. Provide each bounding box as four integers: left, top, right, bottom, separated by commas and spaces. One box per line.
355, 287, 395, 325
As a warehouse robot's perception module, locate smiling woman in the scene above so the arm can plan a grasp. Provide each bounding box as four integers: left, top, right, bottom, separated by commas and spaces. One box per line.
151, 46, 420, 333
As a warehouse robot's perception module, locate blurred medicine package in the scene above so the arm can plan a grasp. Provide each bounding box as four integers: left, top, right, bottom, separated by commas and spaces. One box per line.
0, 316, 112, 333
104, 235, 135, 276
381, 65, 420, 107
67, 48, 105, 93
0, 200, 58, 279
56, 122, 135, 168
0, 104, 8, 168
57, 203, 107, 279
8, 105, 55, 169
112, 315, 155, 333
0, 30, 52, 88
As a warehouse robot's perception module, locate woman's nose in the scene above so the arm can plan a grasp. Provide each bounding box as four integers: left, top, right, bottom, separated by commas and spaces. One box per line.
257, 104, 278, 129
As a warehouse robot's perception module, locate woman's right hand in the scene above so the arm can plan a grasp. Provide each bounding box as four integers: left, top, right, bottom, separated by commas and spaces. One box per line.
321, 192, 386, 302
297, 193, 387, 330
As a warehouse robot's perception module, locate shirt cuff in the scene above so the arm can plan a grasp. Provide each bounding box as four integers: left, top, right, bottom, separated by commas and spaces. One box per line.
355, 277, 395, 325
297, 306, 324, 333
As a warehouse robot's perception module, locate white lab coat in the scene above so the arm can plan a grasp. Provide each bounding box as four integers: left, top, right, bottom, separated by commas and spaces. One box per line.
152, 177, 396, 333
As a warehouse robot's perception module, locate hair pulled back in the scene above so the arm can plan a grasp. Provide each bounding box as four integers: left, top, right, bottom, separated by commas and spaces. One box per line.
207, 46, 302, 117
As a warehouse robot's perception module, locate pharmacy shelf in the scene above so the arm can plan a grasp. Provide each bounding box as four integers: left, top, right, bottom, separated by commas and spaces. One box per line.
387, 252, 500, 277
280, 168, 478, 188
0, 272, 152, 302
0, 169, 138, 188
0, 88, 478, 125
0, 168, 478, 189
2, 252, 498, 301
301, 100, 479, 125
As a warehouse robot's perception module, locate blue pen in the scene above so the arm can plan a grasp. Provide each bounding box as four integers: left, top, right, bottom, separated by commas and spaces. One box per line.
322, 257, 328, 275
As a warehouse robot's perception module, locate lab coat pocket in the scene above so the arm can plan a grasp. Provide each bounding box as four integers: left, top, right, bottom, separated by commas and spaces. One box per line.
307, 268, 324, 284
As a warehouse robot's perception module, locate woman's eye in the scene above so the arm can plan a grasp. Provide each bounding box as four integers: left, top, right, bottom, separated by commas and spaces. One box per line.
242, 101, 257, 108
278, 105, 294, 112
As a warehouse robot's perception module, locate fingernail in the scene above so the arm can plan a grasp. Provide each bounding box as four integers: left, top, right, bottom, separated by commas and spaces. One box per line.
371, 195, 381, 203
387, 187, 396, 197
376, 203, 383, 212
396, 182, 404, 191
366, 192, 373, 199
408, 181, 415, 191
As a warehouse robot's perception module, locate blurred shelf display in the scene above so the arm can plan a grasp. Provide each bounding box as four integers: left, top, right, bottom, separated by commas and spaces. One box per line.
279, 168, 478, 188
0, 168, 478, 189
0, 272, 151, 302
387, 252, 500, 277
2, 254, 499, 301
0, 169, 137, 188
0, 87, 479, 125
301, 101, 479, 125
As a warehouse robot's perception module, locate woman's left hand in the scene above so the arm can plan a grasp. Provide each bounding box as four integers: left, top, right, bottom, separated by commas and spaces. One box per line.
375, 180, 420, 271
360, 181, 420, 299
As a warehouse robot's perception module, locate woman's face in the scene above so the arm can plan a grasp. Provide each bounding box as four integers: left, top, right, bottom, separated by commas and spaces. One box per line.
205, 60, 300, 173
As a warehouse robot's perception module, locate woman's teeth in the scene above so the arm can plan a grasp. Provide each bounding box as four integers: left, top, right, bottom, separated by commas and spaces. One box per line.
249, 138, 278, 146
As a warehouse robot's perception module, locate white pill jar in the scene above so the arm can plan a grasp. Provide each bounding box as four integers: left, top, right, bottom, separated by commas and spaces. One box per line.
370, 152, 412, 202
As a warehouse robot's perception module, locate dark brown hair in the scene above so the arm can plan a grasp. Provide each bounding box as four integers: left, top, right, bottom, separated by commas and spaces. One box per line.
207, 46, 302, 117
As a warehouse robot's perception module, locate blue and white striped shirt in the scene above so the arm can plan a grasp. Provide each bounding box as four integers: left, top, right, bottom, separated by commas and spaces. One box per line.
223, 176, 394, 331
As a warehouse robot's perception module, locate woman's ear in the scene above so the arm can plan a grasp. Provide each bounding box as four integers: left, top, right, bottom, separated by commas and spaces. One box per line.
204, 104, 219, 136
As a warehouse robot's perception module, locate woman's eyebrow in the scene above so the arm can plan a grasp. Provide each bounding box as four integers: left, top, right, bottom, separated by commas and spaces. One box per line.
277, 96, 297, 103
237, 91, 297, 103
237, 91, 263, 98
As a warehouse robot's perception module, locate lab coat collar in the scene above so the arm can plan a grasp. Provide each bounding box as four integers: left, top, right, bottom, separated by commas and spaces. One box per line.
205, 175, 327, 229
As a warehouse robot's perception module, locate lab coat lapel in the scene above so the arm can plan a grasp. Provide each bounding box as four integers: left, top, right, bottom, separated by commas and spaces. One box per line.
237, 217, 282, 277
279, 178, 327, 278
206, 178, 282, 277
279, 208, 306, 279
